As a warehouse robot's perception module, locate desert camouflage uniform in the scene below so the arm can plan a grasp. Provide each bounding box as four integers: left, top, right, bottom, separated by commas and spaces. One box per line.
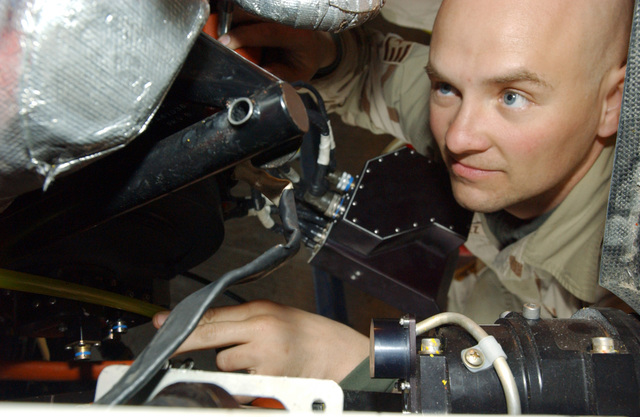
312, 27, 617, 391
313, 27, 616, 323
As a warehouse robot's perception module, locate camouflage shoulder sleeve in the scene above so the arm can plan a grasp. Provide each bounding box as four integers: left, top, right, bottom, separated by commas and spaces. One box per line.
312, 28, 435, 156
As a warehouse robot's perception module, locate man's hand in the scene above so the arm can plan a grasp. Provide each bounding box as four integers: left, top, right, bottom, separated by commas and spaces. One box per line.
218, 21, 338, 82
153, 300, 368, 383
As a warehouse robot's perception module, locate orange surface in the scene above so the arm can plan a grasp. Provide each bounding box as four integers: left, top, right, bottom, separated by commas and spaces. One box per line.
0, 360, 134, 381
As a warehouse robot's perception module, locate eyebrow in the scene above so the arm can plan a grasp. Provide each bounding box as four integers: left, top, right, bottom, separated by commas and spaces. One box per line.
490, 69, 551, 89
425, 62, 552, 89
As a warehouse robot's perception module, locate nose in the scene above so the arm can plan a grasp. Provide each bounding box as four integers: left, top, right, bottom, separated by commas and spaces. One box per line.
444, 99, 491, 156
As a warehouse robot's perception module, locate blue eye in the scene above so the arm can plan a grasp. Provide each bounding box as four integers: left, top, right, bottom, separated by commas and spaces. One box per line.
503, 91, 527, 108
437, 83, 455, 96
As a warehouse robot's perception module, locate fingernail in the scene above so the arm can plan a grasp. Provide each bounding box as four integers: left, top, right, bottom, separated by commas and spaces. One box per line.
218, 34, 230, 45
154, 311, 169, 327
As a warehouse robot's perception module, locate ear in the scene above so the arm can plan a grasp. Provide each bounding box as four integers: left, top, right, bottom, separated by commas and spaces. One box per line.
597, 64, 627, 138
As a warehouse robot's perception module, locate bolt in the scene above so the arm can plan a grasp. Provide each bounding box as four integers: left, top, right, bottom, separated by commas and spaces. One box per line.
522, 302, 541, 320
352, 201, 357, 206
399, 381, 410, 390
374, 229, 379, 234
592, 337, 616, 354
395, 227, 400, 233
421, 338, 442, 355
464, 348, 484, 368
413, 222, 418, 227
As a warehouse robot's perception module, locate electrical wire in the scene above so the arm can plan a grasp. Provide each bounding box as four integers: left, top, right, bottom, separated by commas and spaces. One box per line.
415, 312, 521, 415
291, 81, 328, 121
94, 188, 300, 406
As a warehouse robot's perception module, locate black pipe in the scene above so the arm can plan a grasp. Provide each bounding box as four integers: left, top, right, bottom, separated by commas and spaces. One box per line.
0, 82, 308, 264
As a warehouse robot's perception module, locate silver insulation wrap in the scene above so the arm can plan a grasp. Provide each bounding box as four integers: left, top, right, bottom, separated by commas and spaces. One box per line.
600, 0, 640, 315
0, 0, 209, 207
233, 0, 384, 32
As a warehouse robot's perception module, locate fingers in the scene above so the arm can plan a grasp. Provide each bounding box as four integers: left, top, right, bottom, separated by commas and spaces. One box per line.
172, 319, 254, 356
153, 299, 283, 328
215, 342, 260, 373
152, 300, 288, 356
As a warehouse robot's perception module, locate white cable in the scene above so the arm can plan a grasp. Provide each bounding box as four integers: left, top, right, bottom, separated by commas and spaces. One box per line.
248, 205, 275, 230
415, 312, 521, 414
317, 123, 334, 166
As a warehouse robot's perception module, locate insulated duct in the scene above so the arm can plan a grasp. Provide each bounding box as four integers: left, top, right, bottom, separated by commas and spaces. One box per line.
233, 0, 384, 32
0, 0, 209, 208
600, 0, 640, 315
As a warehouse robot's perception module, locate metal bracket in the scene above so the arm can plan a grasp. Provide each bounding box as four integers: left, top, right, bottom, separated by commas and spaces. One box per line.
95, 365, 344, 413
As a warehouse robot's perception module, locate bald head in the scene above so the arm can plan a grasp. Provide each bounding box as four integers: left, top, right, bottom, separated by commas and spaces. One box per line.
433, 0, 632, 84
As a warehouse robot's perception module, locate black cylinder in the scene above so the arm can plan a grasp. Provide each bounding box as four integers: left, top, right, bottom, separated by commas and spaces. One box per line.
426, 308, 640, 415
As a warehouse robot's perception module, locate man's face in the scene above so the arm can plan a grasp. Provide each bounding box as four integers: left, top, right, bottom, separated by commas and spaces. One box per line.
428, 0, 611, 219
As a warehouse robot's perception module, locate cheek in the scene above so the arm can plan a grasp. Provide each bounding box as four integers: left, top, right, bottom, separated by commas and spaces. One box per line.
429, 106, 448, 151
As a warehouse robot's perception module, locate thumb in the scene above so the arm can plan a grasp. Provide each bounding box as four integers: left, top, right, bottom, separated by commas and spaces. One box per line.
152, 311, 170, 329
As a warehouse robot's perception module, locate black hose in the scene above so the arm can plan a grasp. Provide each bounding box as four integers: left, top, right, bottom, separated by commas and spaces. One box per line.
95, 189, 300, 406
296, 205, 329, 227
307, 109, 330, 136
291, 81, 328, 121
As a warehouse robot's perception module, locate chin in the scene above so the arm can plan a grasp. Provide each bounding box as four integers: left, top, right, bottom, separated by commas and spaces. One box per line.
451, 187, 507, 214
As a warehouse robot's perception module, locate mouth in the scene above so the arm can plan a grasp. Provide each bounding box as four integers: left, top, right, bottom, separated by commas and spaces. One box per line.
448, 158, 499, 180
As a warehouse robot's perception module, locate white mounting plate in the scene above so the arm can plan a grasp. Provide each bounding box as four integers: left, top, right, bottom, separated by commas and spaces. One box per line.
95, 365, 344, 413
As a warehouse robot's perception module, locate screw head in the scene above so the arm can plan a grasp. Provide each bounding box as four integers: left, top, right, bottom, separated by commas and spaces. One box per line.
464, 348, 484, 367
